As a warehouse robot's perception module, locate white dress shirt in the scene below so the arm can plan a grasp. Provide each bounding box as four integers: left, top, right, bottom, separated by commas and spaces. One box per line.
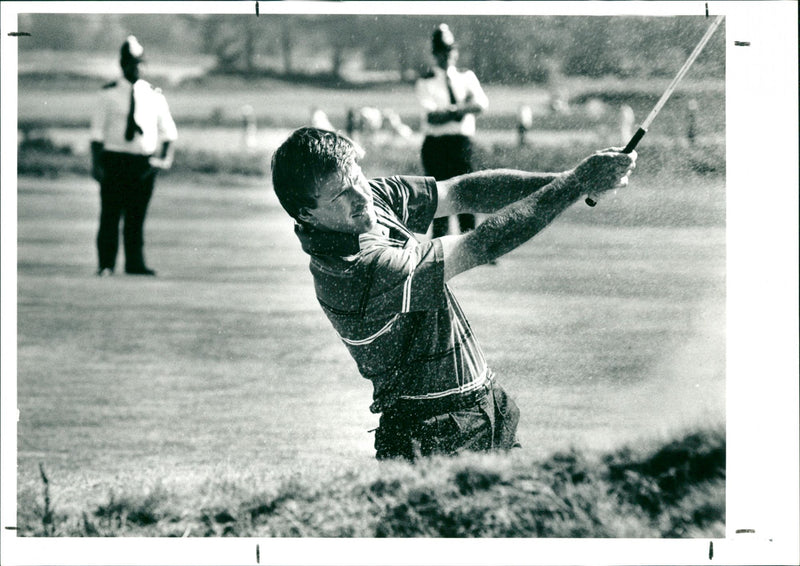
90, 78, 178, 155
415, 66, 488, 137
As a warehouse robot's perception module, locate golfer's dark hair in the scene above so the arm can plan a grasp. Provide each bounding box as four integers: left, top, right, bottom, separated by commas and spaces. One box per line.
271, 127, 364, 221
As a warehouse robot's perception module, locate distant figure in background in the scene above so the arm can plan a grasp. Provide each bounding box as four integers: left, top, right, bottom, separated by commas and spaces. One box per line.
359, 107, 384, 133
310, 106, 335, 131
686, 98, 699, 146
342, 107, 413, 144
517, 104, 533, 147
346, 108, 358, 138
383, 109, 413, 140
549, 88, 571, 116
241, 104, 258, 150
90, 36, 177, 277
416, 23, 488, 238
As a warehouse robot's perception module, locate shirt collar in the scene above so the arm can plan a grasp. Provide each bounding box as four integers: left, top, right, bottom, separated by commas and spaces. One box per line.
295, 220, 393, 257
295, 223, 361, 256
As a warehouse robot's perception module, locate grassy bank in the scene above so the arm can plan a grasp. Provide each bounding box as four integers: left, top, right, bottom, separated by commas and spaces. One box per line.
18, 427, 724, 538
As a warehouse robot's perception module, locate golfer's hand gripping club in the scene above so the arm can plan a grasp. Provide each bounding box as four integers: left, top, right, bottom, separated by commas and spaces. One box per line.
584, 131, 643, 207
574, 147, 637, 207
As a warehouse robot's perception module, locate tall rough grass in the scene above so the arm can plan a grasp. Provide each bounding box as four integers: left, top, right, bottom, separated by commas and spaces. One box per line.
18, 427, 724, 537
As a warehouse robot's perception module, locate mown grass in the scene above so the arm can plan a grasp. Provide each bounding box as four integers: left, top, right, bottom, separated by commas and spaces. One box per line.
18, 427, 724, 537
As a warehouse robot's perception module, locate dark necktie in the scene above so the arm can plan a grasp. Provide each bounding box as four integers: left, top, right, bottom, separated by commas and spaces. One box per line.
125, 85, 143, 141
445, 73, 458, 105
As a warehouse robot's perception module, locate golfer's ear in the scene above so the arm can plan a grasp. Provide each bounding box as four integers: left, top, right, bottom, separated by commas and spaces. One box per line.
297, 206, 314, 225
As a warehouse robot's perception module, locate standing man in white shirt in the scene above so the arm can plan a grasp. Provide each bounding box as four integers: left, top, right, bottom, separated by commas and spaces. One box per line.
416, 23, 489, 239
90, 36, 178, 277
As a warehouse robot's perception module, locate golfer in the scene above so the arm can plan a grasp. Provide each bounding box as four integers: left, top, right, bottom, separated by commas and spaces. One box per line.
271, 127, 635, 461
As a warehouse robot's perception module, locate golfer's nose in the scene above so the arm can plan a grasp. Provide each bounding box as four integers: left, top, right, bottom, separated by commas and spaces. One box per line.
350, 182, 369, 203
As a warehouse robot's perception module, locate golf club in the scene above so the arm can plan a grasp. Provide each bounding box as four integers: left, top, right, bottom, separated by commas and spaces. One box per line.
585, 14, 724, 207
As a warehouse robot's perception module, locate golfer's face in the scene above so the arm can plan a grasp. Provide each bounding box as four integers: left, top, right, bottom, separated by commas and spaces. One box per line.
309, 162, 376, 234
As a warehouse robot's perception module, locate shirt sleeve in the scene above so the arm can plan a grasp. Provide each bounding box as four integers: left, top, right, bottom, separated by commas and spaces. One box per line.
89, 91, 107, 142
155, 91, 178, 142
361, 238, 448, 318
370, 176, 438, 234
416, 78, 440, 112
342, 175, 447, 318
465, 70, 489, 110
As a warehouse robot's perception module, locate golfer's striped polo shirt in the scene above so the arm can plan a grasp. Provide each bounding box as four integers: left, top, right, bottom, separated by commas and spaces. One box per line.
295, 175, 490, 414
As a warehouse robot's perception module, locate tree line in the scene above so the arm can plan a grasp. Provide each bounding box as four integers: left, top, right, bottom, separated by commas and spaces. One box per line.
18, 13, 725, 84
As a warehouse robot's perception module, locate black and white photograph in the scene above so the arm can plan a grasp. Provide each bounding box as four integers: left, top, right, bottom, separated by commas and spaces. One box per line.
1, 1, 797, 565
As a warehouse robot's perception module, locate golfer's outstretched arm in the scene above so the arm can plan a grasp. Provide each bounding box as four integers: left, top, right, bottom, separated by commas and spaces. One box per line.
438, 149, 636, 280
435, 169, 561, 217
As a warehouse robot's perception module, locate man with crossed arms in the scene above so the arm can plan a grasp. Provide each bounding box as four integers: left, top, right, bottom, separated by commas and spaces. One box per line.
416, 23, 489, 239
271, 127, 635, 461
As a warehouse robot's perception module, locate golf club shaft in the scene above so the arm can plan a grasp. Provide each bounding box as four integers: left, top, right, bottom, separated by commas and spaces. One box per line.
585, 14, 724, 206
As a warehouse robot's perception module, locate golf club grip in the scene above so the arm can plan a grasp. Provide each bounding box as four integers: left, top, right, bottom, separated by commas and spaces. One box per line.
585, 127, 646, 207
622, 127, 646, 154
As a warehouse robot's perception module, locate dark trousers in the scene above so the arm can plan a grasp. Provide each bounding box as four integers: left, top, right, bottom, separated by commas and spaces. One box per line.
421, 134, 476, 238
374, 382, 521, 461
96, 151, 156, 272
